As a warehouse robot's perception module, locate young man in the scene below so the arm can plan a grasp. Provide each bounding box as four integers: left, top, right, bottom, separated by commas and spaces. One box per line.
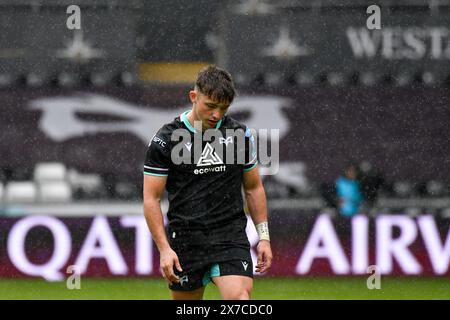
143, 65, 272, 300
336, 163, 363, 217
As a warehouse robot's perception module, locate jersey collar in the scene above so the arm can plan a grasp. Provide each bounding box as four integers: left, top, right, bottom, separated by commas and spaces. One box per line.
180, 110, 223, 133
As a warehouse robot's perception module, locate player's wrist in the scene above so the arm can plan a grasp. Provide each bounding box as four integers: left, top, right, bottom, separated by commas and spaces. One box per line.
256, 221, 270, 242
158, 242, 172, 252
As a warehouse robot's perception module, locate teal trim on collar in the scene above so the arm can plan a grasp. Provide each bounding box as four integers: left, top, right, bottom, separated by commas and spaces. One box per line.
180, 110, 223, 133
180, 111, 196, 133
215, 117, 223, 130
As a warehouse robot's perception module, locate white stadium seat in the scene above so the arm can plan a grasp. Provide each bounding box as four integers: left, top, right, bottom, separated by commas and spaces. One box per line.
34, 162, 67, 182
67, 169, 102, 193
38, 181, 72, 203
4, 181, 37, 203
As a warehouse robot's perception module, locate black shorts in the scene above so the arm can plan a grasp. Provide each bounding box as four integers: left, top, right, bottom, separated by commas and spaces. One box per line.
168, 228, 253, 291
169, 253, 254, 292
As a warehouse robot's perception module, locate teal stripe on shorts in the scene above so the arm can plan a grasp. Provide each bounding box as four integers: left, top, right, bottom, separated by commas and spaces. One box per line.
202, 263, 221, 286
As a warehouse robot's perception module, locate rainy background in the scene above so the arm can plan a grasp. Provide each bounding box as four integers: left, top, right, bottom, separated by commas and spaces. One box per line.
0, 0, 449, 299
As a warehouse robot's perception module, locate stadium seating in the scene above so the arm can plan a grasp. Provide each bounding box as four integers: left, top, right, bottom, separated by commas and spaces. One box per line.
67, 169, 104, 199
32, 162, 72, 203
37, 181, 72, 203
34, 162, 67, 182
115, 182, 140, 200
426, 180, 445, 197
4, 181, 37, 203
393, 181, 414, 198
441, 207, 450, 218
405, 207, 422, 217
273, 162, 311, 195
262, 177, 290, 199
2, 159, 448, 208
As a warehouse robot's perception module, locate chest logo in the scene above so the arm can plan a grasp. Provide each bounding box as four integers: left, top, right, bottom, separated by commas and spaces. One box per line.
197, 143, 223, 166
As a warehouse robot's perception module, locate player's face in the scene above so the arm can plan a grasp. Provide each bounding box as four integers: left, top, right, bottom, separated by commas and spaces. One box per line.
190, 90, 230, 130
346, 167, 357, 180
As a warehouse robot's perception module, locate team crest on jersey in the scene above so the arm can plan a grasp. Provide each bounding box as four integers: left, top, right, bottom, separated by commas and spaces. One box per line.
197, 143, 223, 166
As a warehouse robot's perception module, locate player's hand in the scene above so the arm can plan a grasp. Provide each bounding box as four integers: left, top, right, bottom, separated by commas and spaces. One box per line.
159, 247, 183, 285
255, 240, 272, 274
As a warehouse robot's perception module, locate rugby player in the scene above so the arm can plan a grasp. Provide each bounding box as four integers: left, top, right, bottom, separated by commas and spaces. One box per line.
143, 65, 272, 300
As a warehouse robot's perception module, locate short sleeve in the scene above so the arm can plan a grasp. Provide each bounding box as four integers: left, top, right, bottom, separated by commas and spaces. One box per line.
143, 133, 171, 177
243, 127, 258, 172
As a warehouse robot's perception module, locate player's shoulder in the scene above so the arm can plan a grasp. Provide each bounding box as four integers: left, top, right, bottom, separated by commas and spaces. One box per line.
158, 116, 183, 136
222, 115, 248, 131
223, 115, 254, 138
148, 115, 183, 148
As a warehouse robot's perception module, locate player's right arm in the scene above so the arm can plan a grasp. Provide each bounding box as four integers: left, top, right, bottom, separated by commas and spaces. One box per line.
143, 131, 182, 285
143, 175, 182, 285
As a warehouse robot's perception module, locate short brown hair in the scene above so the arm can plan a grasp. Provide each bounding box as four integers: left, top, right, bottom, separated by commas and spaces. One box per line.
195, 65, 235, 104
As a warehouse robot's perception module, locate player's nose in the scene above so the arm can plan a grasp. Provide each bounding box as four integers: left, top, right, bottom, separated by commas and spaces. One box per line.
213, 109, 225, 120
211, 110, 220, 120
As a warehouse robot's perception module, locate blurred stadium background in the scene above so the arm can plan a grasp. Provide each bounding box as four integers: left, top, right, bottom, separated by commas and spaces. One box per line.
0, 0, 450, 299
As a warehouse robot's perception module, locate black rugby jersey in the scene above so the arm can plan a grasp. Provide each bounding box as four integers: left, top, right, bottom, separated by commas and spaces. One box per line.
144, 110, 258, 232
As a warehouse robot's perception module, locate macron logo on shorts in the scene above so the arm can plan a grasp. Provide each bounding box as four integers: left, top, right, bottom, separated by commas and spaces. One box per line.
180, 275, 189, 286
241, 261, 249, 271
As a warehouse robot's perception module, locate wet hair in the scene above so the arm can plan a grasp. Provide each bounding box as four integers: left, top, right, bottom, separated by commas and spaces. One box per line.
195, 65, 235, 105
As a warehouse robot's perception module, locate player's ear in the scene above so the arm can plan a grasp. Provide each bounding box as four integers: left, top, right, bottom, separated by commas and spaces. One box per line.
188, 90, 197, 103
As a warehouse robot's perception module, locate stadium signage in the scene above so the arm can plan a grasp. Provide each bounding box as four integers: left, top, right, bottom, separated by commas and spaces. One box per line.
1, 214, 449, 279
297, 214, 450, 275
7, 215, 153, 281
4, 215, 259, 281
347, 27, 450, 60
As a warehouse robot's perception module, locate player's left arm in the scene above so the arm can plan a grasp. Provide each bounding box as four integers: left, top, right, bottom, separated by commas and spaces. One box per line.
243, 166, 273, 273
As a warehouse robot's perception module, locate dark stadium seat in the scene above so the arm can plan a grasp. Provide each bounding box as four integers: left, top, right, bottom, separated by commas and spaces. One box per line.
262, 177, 290, 199
393, 181, 414, 198
426, 180, 445, 197
115, 182, 141, 200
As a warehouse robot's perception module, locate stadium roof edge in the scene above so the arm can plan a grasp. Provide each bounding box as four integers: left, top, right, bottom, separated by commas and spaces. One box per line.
272, 0, 450, 8
0, 0, 143, 8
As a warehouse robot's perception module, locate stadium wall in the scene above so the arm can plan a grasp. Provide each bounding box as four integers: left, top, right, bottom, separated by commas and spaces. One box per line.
0, 86, 449, 183
0, 213, 449, 280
